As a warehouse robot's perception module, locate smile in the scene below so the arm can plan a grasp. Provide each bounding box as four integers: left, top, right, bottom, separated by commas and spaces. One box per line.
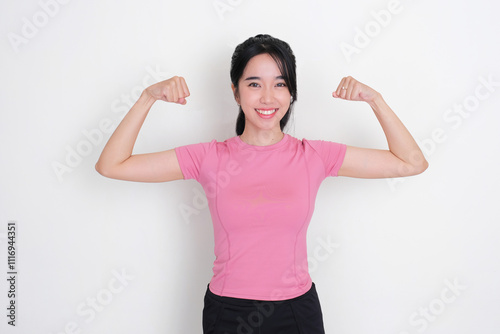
255, 108, 278, 115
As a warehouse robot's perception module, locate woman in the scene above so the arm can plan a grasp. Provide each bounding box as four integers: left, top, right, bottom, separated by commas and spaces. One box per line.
96, 34, 428, 333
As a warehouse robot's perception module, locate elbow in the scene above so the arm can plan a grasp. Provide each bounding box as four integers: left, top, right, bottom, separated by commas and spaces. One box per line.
95, 161, 111, 178
401, 148, 429, 176
413, 162, 428, 176
403, 158, 429, 177
416, 156, 429, 175
95, 160, 127, 180
420, 159, 429, 174
95, 161, 105, 176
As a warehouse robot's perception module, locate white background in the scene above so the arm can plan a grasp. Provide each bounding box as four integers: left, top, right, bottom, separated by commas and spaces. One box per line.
1, 0, 499, 333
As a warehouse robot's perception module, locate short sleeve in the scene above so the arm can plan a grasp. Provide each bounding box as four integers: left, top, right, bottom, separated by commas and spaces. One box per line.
304, 140, 347, 177
174, 140, 216, 181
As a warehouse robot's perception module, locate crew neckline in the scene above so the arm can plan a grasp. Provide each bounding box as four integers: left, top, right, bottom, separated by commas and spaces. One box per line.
234, 133, 290, 151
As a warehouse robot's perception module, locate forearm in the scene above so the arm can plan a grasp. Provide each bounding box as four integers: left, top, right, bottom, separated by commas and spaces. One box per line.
95, 90, 156, 173
368, 93, 428, 173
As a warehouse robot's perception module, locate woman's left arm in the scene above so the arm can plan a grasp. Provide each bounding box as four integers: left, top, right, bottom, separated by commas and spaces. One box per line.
334, 76, 428, 178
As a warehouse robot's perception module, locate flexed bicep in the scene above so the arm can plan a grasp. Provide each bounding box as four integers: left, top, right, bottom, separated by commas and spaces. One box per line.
338, 146, 424, 178
96, 76, 191, 182
98, 149, 185, 182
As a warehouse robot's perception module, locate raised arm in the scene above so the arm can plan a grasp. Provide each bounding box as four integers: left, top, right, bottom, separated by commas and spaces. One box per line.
95, 76, 190, 182
334, 76, 428, 178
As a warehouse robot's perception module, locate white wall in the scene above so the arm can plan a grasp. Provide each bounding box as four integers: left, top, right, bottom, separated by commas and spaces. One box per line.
1, 0, 499, 333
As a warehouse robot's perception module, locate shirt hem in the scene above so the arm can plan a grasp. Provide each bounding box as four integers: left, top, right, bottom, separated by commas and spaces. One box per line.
208, 280, 313, 301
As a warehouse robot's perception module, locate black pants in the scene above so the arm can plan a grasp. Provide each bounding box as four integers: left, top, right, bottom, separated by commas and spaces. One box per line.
202, 283, 326, 334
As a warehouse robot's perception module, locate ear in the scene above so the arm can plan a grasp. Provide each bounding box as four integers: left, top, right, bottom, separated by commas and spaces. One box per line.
231, 83, 240, 105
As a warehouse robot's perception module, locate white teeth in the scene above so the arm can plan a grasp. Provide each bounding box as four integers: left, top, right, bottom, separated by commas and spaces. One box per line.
256, 109, 277, 115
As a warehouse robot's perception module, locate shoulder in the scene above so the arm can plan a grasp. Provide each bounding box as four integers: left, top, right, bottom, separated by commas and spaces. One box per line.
290, 135, 347, 163
287, 135, 344, 151
176, 136, 237, 150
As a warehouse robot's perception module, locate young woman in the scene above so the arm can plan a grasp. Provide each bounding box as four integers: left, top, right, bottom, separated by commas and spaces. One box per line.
96, 34, 428, 334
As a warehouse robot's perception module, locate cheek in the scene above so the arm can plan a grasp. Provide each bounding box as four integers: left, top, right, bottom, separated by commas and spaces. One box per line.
277, 88, 292, 99
239, 89, 258, 103
279, 93, 292, 106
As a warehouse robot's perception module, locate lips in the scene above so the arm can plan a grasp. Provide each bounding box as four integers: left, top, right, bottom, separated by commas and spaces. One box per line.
255, 108, 277, 115
255, 109, 278, 119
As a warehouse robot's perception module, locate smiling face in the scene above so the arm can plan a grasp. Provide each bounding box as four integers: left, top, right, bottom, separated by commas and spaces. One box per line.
233, 53, 292, 137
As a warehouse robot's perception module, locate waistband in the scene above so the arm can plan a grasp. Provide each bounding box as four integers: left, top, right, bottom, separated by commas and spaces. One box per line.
205, 283, 317, 307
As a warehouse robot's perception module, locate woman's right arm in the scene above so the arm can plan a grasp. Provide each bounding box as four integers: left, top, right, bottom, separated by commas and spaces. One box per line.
95, 76, 190, 182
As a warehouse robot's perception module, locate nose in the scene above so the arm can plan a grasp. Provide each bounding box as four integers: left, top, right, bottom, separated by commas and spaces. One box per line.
260, 87, 274, 104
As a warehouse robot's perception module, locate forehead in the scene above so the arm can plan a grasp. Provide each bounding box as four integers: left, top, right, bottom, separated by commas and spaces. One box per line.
242, 53, 281, 78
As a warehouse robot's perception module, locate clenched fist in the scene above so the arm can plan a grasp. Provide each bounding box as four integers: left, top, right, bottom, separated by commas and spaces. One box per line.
332, 76, 380, 103
145, 76, 190, 104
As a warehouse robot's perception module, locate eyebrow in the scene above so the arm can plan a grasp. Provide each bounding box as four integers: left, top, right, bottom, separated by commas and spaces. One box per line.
244, 76, 285, 81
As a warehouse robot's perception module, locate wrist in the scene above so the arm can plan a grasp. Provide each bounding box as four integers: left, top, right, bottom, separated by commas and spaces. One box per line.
367, 92, 384, 110
140, 89, 157, 108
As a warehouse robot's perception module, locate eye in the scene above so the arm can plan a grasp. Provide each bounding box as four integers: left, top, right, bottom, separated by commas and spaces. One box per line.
276, 82, 287, 87
248, 82, 260, 87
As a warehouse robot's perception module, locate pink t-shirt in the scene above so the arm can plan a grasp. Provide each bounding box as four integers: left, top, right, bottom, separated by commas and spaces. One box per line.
175, 134, 346, 300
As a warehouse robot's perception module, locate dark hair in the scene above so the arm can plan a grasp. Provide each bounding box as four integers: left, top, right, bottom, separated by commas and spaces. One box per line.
230, 34, 297, 136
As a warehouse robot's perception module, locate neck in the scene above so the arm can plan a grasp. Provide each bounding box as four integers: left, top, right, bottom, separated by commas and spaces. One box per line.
239, 128, 284, 146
